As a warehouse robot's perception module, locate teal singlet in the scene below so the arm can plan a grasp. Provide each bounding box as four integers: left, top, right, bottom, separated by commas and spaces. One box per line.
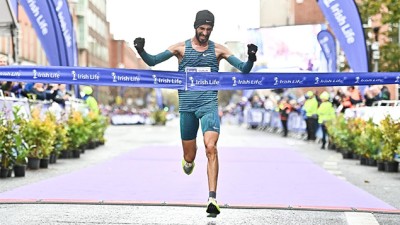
178, 39, 219, 113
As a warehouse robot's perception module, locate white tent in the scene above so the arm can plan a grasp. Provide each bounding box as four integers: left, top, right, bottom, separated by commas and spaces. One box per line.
0, 0, 19, 63
0, 0, 18, 34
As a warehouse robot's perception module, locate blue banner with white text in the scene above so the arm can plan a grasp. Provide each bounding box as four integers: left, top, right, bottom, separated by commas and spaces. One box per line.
317, 0, 368, 72
48, 0, 78, 66
20, 0, 77, 67
317, 30, 337, 72
0, 66, 399, 90
20, 0, 64, 66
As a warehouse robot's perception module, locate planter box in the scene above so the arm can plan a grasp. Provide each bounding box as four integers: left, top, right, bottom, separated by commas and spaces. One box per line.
384, 161, 399, 172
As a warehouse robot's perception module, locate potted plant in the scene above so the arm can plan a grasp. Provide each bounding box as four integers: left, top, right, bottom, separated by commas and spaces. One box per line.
66, 110, 87, 158
21, 108, 56, 169
325, 117, 337, 150
38, 112, 57, 168
151, 109, 167, 126
357, 119, 382, 166
45, 112, 67, 163
0, 118, 15, 178
346, 117, 365, 160
12, 107, 34, 177
330, 114, 352, 158
97, 114, 109, 145
380, 115, 400, 172
13, 140, 31, 177
84, 111, 109, 148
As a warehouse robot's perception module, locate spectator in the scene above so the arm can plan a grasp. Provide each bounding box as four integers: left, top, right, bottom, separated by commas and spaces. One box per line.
278, 97, 292, 137
250, 95, 263, 109
303, 91, 319, 141
0, 55, 11, 96
332, 89, 344, 109
0, 55, 7, 66
379, 86, 390, 105
364, 86, 381, 106
55, 84, 72, 107
29, 83, 58, 101
317, 91, 335, 149
347, 86, 362, 106
82, 86, 99, 115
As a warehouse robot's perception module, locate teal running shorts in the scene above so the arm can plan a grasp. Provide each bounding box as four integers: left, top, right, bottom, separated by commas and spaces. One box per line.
180, 109, 220, 140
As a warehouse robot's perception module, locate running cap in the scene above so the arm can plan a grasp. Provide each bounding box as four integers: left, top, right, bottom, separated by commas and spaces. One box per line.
194, 10, 214, 29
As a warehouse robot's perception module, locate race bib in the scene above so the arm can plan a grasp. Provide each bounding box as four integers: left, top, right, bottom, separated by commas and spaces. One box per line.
185, 67, 211, 73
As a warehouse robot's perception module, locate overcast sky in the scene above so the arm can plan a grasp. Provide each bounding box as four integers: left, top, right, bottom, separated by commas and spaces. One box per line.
106, 0, 260, 70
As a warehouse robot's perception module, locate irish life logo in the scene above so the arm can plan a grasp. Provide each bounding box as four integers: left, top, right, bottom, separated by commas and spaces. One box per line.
314, 76, 345, 85
111, 72, 140, 83
71, 70, 100, 81
274, 76, 305, 86
33, 69, 60, 80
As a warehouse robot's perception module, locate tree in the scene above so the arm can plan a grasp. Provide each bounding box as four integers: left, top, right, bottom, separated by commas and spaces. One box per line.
357, 0, 400, 72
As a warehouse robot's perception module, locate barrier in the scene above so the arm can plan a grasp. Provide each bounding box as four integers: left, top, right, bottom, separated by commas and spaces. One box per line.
244, 100, 400, 140
246, 108, 264, 129
0, 90, 89, 121
345, 100, 400, 124
0, 65, 399, 90
110, 114, 146, 125
245, 108, 306, 137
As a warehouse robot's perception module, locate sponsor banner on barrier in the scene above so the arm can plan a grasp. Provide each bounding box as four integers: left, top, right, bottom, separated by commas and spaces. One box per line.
0, 66, 186, 89
0, 66, 399, 90
186, 72, 400, 90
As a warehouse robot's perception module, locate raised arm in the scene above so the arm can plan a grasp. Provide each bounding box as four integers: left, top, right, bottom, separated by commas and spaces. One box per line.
216, 43, 258, 73
134, 37, 175, 66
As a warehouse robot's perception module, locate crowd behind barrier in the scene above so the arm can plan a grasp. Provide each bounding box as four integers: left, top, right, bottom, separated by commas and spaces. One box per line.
0, 89, 90, 121
220, 85, 399, 143
238, 100, 400, 141
244, 109, 307, 138
230, 101, 400, 143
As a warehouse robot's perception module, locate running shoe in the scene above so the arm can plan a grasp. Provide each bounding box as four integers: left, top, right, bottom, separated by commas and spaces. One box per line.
182, 159, 195, 175
206, 197, 220, 215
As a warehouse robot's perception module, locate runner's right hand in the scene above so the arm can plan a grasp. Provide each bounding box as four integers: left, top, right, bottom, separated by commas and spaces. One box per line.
134, 37, 145, 54
247, 44, 258, 62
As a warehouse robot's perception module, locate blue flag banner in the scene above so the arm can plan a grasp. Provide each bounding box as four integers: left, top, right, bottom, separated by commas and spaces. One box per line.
47, 0, 79, 95
0, 66, 399, 90
48, 0, 78, 66
317, 0, 368, 72
20, 0, 78, 67
20, 0, 64, 66
317, 30, 337, 72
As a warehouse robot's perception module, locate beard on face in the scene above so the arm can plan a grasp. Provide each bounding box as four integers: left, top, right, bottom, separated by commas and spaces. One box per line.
195, 31, 210, 44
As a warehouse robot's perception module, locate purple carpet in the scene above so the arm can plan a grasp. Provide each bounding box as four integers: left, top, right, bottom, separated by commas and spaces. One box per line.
0, 146, 396, 210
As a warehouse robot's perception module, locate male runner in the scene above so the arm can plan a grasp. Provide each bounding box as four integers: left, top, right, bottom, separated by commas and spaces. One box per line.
134, 9, 257, 215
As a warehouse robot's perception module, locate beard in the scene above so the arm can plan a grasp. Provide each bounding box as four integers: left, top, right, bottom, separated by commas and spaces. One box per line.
195, 32, 210, 44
